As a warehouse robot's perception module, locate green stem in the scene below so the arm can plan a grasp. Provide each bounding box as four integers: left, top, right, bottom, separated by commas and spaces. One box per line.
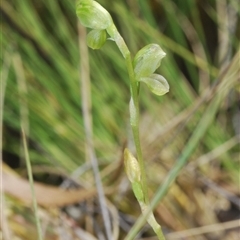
139, 201, 165, 240
106, 22, 166, 239
107, 24, 149, 204
125, 94, 222, 240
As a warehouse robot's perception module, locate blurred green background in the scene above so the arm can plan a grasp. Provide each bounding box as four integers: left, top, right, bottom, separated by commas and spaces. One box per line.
1, 0, 240, 239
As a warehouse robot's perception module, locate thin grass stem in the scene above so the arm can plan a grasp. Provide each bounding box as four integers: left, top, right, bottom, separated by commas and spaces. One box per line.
22, 128, 43, 240
0, 48, 12, 240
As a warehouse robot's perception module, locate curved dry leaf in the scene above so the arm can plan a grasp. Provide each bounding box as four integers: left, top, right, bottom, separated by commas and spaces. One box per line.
1, 163, 96, 207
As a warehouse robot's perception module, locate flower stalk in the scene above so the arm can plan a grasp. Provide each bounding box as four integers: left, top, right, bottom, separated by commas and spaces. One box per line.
76, 1, 169, 239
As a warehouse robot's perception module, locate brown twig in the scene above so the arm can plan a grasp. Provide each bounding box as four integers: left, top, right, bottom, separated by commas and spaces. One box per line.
77, 21, 112, 240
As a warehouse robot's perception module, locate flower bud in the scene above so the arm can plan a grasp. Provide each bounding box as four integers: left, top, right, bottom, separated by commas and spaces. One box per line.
87, 29, 107, 49
124, 148, 141, 183
133, 44, 166, 80
139, 74, 169, 96
76, 0, 112, 30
